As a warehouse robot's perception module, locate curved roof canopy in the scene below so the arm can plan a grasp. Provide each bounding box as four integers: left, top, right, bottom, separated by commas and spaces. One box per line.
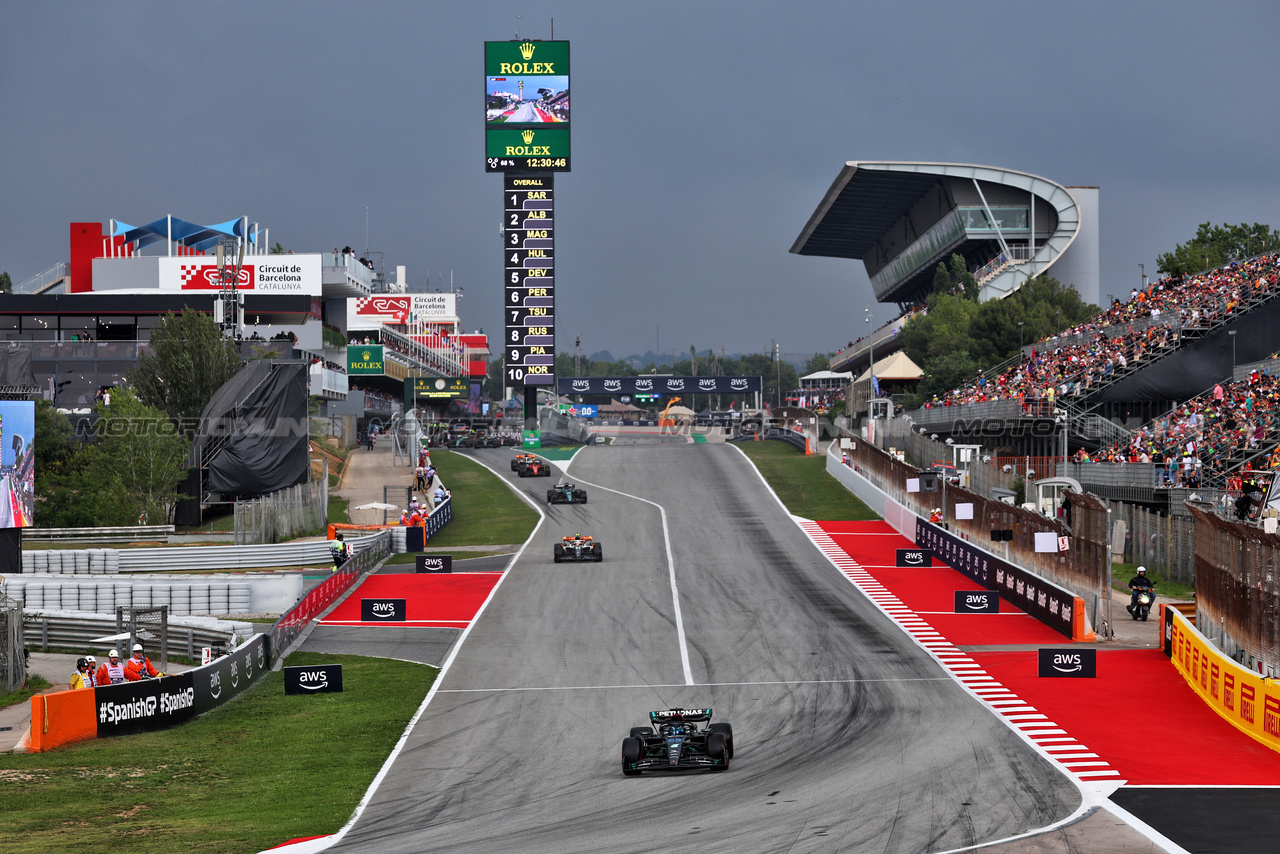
791, 162, 1082, 303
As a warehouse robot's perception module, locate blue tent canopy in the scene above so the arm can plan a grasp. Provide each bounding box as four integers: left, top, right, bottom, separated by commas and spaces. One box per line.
112, 215, 256, 252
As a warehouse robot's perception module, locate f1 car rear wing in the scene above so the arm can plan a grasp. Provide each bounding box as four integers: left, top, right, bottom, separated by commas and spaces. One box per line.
650, 708, 712, 724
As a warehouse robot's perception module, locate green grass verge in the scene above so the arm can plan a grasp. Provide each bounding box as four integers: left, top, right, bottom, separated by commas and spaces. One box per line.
1110, 561, 1195, 601
328, 496, 350, 526
0, 675, 52, 710
735, 440, 880, 522
0, 652, 434, 854
422, 450, 539, 548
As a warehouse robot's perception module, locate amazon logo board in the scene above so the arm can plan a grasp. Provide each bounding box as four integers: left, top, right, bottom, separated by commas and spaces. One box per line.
1037, 648, 1096, 678
954, 591, 999, 613
416, 555, 453, 573
360, 598, 407, 621
192, 634, 268, 714
896, 548, 932, 567
284, 664, 345, 695
916, 517, 1076, 639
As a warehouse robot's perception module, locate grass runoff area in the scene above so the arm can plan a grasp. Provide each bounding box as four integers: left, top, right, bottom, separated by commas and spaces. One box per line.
0, 675, 52, 711
736, 440, 879, 521
424, 449, 539, 548
0, 653, 434, 854
1111, 560, 1195, 601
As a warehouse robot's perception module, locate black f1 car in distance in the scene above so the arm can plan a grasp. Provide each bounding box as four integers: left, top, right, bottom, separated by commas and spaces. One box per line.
621, 708, 733, 775
554, 534, 602, 562
517, 456, 553, 477
547, 482, 587, 504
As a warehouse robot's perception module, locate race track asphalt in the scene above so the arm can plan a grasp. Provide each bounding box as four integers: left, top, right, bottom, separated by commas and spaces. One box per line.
324, 443, 1082, 853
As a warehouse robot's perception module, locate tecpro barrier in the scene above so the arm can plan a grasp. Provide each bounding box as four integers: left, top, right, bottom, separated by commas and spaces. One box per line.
1162, 605, 1280, 754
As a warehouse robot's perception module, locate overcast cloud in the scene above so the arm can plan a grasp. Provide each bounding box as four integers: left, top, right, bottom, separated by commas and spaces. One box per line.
3, 1, 1278, 360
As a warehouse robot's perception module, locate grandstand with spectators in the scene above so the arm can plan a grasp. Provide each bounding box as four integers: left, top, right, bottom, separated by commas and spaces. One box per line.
791, 162, 1099, 375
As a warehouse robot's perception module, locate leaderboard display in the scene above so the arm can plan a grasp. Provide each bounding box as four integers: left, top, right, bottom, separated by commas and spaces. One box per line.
504, 174, 555, 386
485, 40, 570, 172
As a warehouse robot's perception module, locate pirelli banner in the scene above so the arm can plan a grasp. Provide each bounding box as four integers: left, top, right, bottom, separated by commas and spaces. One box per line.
557, 376, 762, 395
915, 519, 1089, 641
1163, 606, 1280, 751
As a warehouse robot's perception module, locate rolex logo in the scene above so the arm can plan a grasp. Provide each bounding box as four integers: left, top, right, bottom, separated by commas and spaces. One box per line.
362, 350, 372, 360
519, 41, 535, 61
522, 129, 535, 144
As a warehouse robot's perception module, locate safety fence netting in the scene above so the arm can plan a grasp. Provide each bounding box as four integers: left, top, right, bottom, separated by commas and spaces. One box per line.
1187, 503, 1280, 673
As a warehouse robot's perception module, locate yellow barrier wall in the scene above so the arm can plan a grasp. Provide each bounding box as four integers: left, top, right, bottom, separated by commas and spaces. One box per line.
1165, 606, 1280, 753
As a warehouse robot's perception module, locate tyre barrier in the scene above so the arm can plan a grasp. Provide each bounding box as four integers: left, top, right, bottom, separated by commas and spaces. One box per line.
1, 574, 304, 617
19, 534, 380, 575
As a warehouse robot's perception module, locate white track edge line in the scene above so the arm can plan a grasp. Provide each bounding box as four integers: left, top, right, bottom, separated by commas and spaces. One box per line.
271, 454, 549, 854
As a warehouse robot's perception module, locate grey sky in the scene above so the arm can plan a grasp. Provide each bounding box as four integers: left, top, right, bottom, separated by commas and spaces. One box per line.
3, 1, 1278, 361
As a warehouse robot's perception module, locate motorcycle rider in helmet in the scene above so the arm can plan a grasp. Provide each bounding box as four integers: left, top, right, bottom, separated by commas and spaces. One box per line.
1127, 565, 1155, 614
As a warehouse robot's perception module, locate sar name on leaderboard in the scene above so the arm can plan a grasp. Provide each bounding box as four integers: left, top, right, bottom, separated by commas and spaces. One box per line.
504, 174, 555, 386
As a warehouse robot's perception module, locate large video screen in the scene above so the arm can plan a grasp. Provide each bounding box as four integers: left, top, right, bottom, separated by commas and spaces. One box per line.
0, 401, 34, 528
484, 40, 570, 172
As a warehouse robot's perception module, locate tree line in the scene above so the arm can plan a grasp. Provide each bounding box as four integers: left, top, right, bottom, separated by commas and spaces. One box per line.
35, 310, 240, 527
897, 258, 1097, 405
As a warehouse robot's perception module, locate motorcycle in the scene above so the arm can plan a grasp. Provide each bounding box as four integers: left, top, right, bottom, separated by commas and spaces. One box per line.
1130, 585, 1156, 621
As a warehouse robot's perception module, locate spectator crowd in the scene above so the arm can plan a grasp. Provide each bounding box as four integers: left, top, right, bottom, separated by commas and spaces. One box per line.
923, 254, 1280, 410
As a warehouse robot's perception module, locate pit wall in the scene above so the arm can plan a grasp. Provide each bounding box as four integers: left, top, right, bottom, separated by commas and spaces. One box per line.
825, 445, 1091, 641
1162, 605, 1280, 754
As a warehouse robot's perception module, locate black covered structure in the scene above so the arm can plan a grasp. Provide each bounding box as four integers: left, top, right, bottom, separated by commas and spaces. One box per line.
188, 360, 309, 498
0, 347, 38, 397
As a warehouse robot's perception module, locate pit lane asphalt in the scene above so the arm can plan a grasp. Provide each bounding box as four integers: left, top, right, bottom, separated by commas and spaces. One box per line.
324, 443, 1082, 854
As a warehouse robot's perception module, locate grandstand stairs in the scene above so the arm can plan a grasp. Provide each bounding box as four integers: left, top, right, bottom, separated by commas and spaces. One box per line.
1083, 281, 1280, 411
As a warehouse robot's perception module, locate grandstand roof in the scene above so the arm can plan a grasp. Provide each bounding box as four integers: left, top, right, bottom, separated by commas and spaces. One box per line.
791, 162, 1094, 306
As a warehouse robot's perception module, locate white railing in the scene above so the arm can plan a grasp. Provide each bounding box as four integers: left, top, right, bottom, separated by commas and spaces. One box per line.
309, 362, 349, 396
14, 262, 69, 294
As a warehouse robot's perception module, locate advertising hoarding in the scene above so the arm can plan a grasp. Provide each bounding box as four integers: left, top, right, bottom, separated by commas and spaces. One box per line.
348, 345, 385, 375
406, 377, 470, 399
557, 376, 763, 395
484, 40, 570, 172
349, 294, 458, 330
164, 256, 321, 295
0, 401, 34, 528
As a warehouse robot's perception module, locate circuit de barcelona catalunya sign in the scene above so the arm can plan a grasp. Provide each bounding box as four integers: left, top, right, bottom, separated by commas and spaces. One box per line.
556, 376, 762, 395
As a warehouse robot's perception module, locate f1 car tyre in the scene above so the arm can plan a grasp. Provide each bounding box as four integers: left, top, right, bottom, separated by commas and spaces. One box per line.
622, 737, 643, 776
547, 490, 557, 504
553, 543, 564, 563
708, 722, 734, 759
540, 468, 551, 477
576, 491, 588, 504
707, 732, 729, 770
629, 726, 653, 738
592, 542, 603, 562
511, 460, 519, 471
